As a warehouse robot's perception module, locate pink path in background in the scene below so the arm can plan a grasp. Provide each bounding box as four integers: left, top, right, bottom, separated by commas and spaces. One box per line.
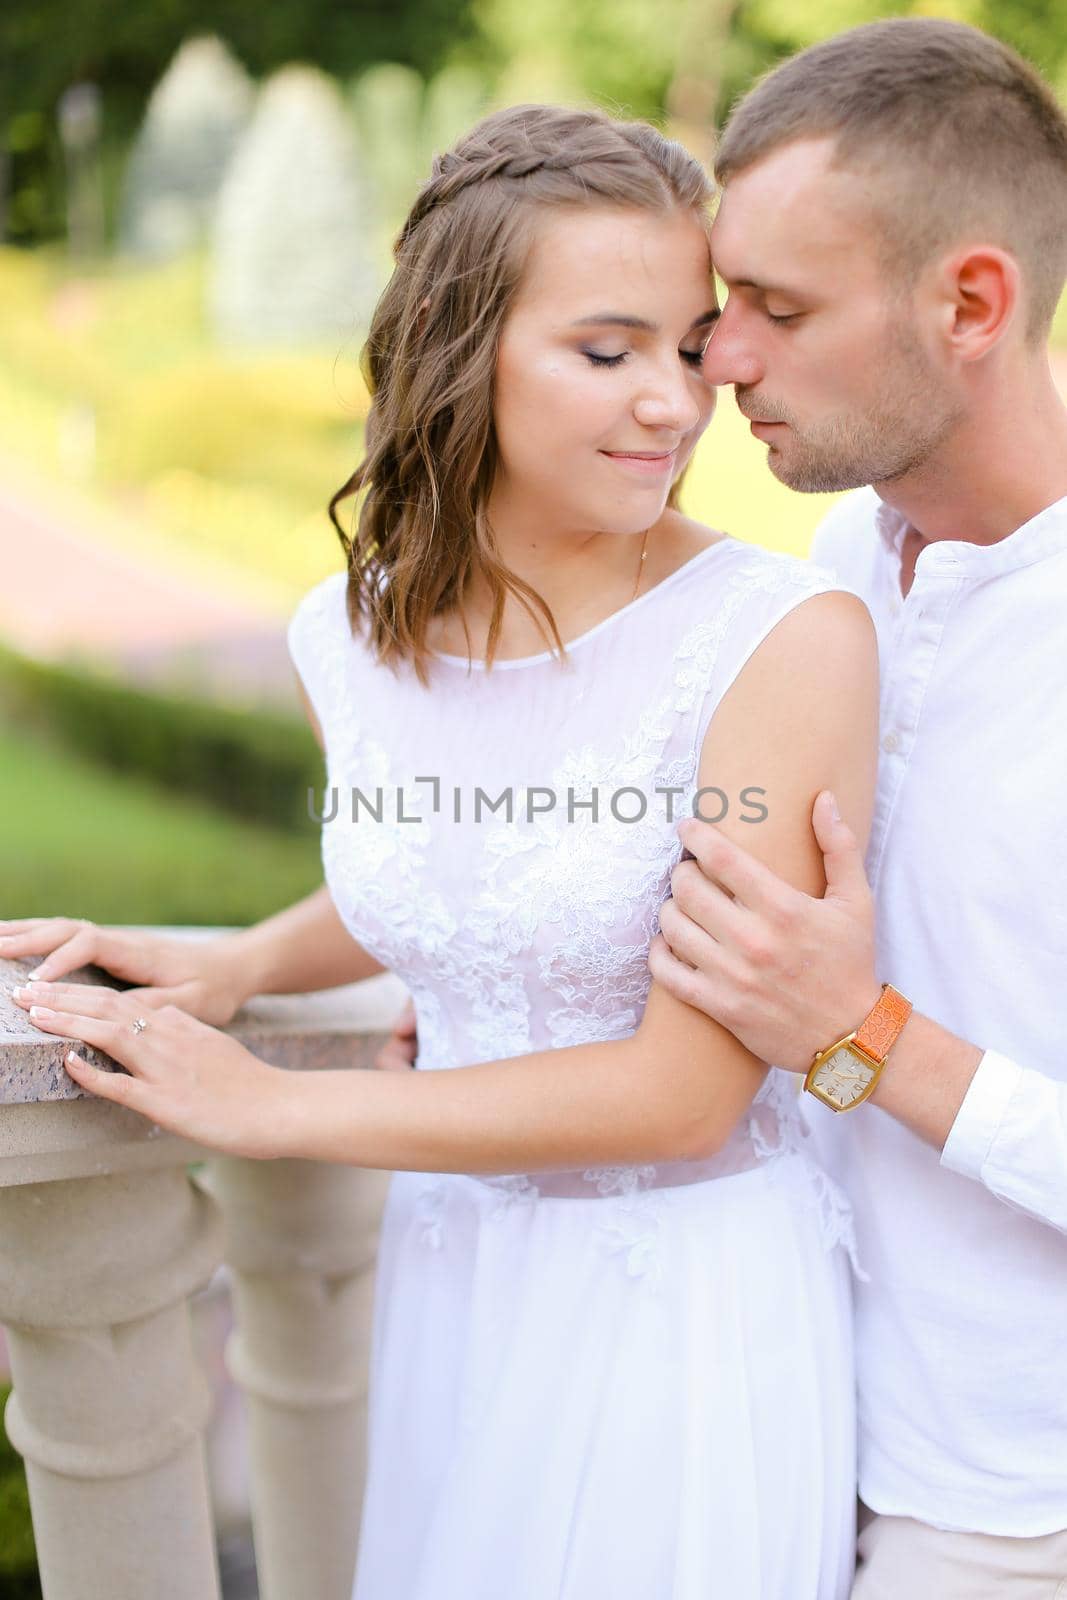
0, 474, 304, 706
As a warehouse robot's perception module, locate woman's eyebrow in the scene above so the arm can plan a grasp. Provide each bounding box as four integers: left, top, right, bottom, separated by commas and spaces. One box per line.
569, 310, 720, 332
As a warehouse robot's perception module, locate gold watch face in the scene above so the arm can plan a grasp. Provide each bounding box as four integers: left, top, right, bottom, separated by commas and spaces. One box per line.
810, 1045, 877, 1111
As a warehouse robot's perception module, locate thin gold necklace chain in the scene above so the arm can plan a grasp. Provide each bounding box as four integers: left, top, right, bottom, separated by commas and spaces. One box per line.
631, 527, 650, 603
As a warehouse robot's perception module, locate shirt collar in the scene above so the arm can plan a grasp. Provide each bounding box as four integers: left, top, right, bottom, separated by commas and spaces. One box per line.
875, 500, 909, 559
874, 493, 1067, 581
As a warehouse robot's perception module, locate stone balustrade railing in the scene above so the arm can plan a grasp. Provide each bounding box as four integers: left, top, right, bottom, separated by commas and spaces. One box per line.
0, 932, 407, 1600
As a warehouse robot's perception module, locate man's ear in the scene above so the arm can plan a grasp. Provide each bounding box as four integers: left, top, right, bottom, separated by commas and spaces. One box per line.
936, 245, 1022, 362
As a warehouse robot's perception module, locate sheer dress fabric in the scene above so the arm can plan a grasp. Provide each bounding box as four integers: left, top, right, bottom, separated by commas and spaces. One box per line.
288, 537, 861, 1600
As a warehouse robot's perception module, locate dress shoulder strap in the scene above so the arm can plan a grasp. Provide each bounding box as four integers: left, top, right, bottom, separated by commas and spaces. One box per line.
670, 546, 849, 757
286, 570, 350, 736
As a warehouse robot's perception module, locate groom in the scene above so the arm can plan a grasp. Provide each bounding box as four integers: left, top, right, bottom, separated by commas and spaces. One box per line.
377, 16, 1067, 1591
648, 17, 1067, 1598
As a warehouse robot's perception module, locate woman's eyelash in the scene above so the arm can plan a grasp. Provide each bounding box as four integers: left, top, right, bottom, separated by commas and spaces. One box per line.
583, 350, 706, 369
766, 311, 800, 325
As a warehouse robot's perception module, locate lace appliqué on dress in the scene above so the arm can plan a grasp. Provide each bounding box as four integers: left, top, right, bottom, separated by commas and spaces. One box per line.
748, 1072, 868, 1280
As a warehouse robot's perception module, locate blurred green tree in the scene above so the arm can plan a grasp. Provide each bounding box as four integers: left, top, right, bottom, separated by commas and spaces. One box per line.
0, 0, 480, 243
729, 0, 1067, 104
4, 0, 1065, 246
467, 0, 1067, 169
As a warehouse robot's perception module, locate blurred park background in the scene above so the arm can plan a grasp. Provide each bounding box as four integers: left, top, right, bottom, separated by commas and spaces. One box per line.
2, 3, 1067, 1593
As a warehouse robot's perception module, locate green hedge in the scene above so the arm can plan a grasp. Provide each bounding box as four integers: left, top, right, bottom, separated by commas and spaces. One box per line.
0, 1387, 40, 1598
0, 642, 324, 833
0, 722, 323, 924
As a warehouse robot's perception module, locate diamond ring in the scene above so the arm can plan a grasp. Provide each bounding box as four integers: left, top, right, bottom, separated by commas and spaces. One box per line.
131, 1017, 149, 1035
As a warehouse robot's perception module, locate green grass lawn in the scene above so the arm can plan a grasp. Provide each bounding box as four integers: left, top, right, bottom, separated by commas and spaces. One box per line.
0, 723, 323, 925
0, 1383, 38, 1599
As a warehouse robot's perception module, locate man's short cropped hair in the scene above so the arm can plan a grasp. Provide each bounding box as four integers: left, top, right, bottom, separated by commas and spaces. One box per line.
715, 18, 1067, 340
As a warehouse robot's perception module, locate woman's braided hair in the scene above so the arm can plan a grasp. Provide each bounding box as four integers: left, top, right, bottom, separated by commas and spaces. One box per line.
329, 104, 713, 679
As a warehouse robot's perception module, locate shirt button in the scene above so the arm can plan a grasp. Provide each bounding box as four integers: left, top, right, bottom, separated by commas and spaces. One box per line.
882, 731, 901, 754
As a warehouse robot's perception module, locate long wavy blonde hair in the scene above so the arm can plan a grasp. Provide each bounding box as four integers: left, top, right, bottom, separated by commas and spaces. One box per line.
329, 104, 714, 680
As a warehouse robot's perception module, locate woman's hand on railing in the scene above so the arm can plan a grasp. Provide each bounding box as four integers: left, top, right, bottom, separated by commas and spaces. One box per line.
0, 919, 249, 1027
18, 980, 288, 1158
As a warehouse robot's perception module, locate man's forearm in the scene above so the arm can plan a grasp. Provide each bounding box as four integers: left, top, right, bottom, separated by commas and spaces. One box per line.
872, 1018, 1067, 1234
868, 1009, 982, 1148
221, 886, 386, 1002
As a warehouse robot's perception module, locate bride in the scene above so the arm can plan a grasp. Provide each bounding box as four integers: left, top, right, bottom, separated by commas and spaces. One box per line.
6, 104, 878, 1597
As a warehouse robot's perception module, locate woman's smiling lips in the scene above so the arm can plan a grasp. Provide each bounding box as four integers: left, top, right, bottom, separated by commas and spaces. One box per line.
600, 448, 677, 476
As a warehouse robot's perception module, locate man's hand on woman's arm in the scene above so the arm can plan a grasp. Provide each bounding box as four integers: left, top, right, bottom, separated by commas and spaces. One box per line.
653, 816, 1067, 1235
649, 796, 992, 1160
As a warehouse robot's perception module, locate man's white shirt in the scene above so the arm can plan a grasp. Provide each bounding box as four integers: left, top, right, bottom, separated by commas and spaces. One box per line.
807, 487, 1067, 1535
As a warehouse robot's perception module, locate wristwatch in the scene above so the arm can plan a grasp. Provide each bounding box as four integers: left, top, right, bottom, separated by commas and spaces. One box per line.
804, 983, 913, 1111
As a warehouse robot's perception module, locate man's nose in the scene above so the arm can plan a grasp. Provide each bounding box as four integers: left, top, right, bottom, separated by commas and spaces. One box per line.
701, 317, 762, 389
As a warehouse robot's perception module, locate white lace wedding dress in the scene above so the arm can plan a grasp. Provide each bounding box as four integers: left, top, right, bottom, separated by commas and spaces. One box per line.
287, 536, 860, 1600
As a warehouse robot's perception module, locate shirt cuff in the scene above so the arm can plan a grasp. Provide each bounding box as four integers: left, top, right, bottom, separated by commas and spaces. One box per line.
940, 1049, 1024, 1182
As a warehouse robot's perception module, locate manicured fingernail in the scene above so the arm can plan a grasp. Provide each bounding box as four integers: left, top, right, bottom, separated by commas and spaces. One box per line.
28, 968, 46, 980
12, 986, 25, 999
29, 1006, 52, 1018
828, 791, 841, 823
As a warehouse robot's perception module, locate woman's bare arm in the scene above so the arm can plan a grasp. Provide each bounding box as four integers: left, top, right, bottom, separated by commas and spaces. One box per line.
222, 884, 386, 998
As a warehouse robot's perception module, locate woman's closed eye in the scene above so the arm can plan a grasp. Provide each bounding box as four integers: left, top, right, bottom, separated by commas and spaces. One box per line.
583, 347, 707, 370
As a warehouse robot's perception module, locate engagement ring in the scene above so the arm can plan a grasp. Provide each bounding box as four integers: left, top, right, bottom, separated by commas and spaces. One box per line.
131, 1017, 149, 1035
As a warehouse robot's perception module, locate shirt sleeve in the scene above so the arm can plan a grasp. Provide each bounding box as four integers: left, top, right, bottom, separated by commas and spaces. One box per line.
940, 1048, 1067, 1234
808, 518, 842, 574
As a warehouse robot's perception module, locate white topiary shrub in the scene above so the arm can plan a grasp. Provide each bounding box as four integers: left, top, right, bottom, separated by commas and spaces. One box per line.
120, 35, 253, 259
210, 65, 377, 345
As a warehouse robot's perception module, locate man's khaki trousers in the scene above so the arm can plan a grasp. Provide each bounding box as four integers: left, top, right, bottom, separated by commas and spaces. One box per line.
851, 1507, 1067, 1599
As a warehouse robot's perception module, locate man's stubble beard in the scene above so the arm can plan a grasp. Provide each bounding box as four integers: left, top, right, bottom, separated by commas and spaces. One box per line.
751, 321, 964, 495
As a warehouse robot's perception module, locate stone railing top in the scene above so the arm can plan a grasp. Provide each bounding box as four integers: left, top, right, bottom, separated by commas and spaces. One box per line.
0, 929, 407, 1108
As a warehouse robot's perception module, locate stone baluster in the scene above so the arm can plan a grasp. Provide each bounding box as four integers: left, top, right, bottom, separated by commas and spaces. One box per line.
0, 1164, 224, 1600
0, 944, 404, 1600
200, 1157, 389, 1600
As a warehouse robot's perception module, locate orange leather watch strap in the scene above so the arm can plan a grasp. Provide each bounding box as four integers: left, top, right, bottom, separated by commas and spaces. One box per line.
853, 984, 913, 1064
